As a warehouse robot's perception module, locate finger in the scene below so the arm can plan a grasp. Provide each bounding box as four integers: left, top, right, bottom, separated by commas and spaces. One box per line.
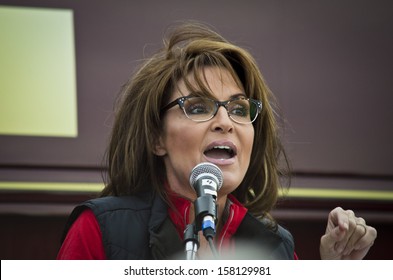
353, 225, 377, 251
342, 218, 368, 255
325, 207, 348, 233
320, 224, 347, 253
322, 208, 348, 247
334, 210, 357, 252
322, 208, 352, 254
356, 217, 368, 236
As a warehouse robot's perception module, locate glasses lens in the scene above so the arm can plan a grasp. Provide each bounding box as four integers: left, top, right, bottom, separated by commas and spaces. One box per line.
228, 98, 258, 124
183, 97, 215, 121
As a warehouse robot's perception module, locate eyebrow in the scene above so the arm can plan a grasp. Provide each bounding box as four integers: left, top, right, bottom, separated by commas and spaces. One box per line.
185, 92, 247, 100
230, 93, 247, 99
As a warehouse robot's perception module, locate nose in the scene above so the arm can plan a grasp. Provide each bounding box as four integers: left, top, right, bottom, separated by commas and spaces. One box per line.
210, 106, 233, 133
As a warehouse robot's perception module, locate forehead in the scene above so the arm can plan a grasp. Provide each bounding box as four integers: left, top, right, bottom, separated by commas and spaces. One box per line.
173, 66, 245, 100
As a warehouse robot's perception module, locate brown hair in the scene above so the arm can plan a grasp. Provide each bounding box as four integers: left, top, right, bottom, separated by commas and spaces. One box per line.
101, 22, 289, 223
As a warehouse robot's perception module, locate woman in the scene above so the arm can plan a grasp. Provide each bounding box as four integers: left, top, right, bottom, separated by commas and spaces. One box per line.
57, 22, 377, 260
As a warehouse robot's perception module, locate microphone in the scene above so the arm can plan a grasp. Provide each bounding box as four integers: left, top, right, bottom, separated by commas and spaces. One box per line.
189, 162, 223, 239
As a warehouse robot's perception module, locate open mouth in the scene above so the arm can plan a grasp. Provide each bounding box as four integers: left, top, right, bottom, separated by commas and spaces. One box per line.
204, 145, 236, 160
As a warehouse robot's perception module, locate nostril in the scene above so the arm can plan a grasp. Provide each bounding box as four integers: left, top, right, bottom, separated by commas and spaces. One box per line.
213, 124, 233, 133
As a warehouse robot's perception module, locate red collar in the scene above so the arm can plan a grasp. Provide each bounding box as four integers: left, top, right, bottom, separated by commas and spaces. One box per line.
167, 191, 248, 252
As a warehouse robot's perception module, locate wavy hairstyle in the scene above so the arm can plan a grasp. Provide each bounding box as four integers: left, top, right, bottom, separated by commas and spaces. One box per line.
101, 22, 289, 223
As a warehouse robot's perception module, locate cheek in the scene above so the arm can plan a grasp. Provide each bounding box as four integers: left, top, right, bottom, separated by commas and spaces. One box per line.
163, 123, 197, 156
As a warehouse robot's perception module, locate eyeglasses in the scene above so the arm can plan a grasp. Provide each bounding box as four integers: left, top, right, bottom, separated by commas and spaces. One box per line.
161, 96, 262, 124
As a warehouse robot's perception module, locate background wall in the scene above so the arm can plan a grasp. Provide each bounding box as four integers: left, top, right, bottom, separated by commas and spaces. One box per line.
0, 0, 392, 259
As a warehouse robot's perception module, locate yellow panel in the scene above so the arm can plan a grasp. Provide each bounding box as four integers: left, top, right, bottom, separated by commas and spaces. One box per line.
1, 181, 393, 201
280, 187, 393, 200
0, 181, 103, 193
0, 6, 77, 137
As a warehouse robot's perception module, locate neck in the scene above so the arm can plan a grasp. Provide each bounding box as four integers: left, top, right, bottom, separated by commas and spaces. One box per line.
188, 194, 228, 229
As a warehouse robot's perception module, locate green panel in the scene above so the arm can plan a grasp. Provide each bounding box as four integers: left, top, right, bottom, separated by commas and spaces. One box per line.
0, 6, 77, 137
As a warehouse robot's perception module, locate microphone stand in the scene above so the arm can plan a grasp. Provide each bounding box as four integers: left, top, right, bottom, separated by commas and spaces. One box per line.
184, 223, 199, 260
184, 195, 219, 259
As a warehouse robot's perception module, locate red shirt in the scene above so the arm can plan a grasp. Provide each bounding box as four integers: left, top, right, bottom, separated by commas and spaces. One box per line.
57, 208, 105, 259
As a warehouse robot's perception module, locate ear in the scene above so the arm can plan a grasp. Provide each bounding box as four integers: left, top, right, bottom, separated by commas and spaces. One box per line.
152, 136, 167, 156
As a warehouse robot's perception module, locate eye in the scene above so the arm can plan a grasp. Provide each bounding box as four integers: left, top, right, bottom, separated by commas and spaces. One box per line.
185, 98, 212, 115
188, 104, 208, 114
229, 102, 249, 117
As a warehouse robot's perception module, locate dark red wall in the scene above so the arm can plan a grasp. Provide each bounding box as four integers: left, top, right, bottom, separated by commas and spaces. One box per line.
0, 0, 392, 260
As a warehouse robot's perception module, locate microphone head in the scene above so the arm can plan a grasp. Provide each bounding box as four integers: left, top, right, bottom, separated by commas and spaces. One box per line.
189, 162, 223, 191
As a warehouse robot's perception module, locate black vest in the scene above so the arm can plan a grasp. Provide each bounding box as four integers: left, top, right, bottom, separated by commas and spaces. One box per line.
62, 193, 295, 259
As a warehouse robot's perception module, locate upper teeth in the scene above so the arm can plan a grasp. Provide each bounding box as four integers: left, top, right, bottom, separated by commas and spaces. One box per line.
213, 145, 231, 150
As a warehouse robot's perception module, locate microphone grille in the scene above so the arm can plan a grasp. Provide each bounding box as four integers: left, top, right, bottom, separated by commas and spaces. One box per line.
189, 162, 223, 190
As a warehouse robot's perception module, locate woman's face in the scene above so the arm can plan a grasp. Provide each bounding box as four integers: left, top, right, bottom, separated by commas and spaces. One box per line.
156, 66, 255, 201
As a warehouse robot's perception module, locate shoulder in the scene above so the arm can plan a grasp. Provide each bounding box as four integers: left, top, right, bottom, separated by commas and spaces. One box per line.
82, 193, 155, 216
61, 193, 155, 242
75, 193, 158, 231
259, 217, 295, 259
235, 213, 295, 259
